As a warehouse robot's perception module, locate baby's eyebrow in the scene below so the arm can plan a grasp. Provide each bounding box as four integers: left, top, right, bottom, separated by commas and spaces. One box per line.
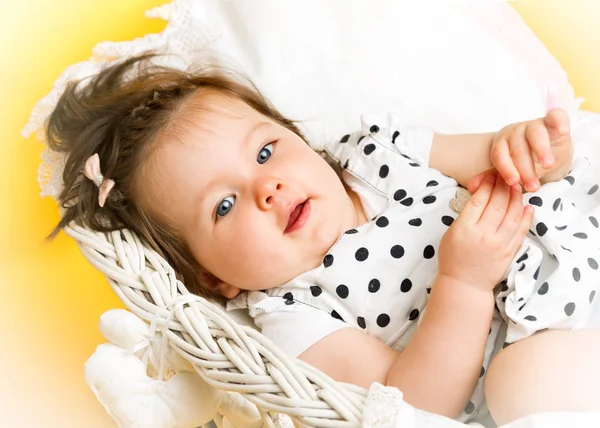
242, 121, 269, 146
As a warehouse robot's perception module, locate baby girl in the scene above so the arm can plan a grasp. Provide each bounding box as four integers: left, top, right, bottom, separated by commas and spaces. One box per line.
48, 54, 600, 426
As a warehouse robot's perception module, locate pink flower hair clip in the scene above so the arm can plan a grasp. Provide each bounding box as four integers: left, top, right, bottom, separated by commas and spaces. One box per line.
83, 153, 115, 207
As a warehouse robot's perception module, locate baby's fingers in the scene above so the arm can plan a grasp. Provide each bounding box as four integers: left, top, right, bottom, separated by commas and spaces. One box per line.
544, 108, 570, 137
508, 205, 534, 251
459, 174, 496, 224
509, 130, 539, 192
468, 168, 496, 194
526, 122, 554, 169
479, 175, 511, 230
498, 184, 534, 246
490, 137, 519, 186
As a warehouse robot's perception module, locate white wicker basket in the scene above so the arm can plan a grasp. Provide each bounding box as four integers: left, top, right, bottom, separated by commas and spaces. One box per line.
65, 224, 369, 427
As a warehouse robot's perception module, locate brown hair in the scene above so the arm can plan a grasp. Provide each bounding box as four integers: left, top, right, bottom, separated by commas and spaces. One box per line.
47, 52, 305, 302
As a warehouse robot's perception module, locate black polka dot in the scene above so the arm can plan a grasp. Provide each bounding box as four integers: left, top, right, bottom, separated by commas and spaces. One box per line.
423, 245, 435, 259
518, 263, 526, 272
409, 309, 420, 321
392, 130, 400, 143
310, 286, 322, 297
400, 197, 414, 206
533, 266, 540, 280
501, 281, 509, 292
364, 143, 376, 155
323, 254, 334, 267
283, 292, 294, 305
564, 175, 575, 185
529, 229, 537, 237
516, 253, 529, 263
345, 228, 358, 234
393, 189, 407, 201
480, 366, 485, 378
538, 282, 549, 295
357, 135, 365, 145
426, 180, 439, 187
590, 216, 599, 228
573, 267, 581, 282
370, 124, 380, 133
409, 162, 420, 167
423, 195, 437, 204
409, 218, 422, 227
441, 216, 454, 226
390, 245, 404, 259
401, 154, 411, 160
368, 279, 381, 293
536, 222, 548, 236
465, 401, 475, 415
588, 258, 599, 270
376, 313, 390, 328
519, 303, 526, 311
574, 232, 588, 239
331, 310, 343, 321
400, 278, 412, 293
555, 225, 567, 231
552, 198, 561, 211
524, 315, 537, 321
379, 165, 389, 178
590, 290, 596, 304
340, 134, 350, 143
588, 184, 599, 195
355, 247, 369, 261
336, 284, 349, 299
343, 159, 349, 169
426, 287, 432, 294
529, 196, 543, 207
561, 245, 572, 252
376, 216, 389, 227
357, 317, 366, 329
565, 302, 576, 316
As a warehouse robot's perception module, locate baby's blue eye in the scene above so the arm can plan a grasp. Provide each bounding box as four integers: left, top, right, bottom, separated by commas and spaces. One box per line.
257, 143, 274, 164
216, 196, 235, 219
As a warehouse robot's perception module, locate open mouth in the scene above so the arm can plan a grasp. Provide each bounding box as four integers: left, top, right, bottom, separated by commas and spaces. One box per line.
285, 200, 310, 234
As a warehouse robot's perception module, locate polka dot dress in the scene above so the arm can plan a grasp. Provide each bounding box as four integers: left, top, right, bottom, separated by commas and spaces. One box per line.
498, 157, 600, 344
225, 112, 600, 425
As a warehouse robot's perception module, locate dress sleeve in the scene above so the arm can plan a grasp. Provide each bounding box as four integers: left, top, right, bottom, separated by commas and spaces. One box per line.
325, 112, 435, 168
254, 308, 351, 358
227, 290, 352, 359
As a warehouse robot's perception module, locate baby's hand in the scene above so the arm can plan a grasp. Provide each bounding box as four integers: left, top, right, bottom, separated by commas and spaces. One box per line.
438, 174, 534, 292
469, 108, 573, 194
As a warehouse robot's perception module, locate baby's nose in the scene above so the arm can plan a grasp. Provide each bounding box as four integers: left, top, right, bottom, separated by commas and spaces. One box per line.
255, 177, 284, 210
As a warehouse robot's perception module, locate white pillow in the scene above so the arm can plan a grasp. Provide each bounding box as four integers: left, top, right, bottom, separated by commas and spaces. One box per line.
173, 0, 578, 147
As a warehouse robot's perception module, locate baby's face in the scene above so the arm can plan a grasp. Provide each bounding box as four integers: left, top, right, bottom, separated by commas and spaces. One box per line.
143, 91, 362, 297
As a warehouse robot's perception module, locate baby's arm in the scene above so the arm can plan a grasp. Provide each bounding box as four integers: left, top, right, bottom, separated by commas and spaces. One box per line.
429, 108, 573, 191
301, 175, 533, 418
428, 131, 495, 188
300, 280, 493, 418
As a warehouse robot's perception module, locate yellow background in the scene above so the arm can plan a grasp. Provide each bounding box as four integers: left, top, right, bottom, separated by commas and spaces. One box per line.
1, 1, 598, 426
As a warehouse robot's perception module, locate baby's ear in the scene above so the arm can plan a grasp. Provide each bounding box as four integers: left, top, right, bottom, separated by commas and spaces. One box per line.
196, 267, 241, 299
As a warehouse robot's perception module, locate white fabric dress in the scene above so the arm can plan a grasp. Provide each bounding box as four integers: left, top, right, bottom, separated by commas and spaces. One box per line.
227, 113, 600, 425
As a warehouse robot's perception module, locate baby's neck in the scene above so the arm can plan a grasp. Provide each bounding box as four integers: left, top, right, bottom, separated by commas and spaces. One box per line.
344, 184, 369, 227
